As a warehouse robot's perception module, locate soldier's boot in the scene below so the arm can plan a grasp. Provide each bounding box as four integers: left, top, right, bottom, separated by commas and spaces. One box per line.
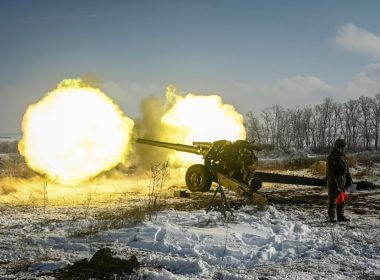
337, 203, 349, 222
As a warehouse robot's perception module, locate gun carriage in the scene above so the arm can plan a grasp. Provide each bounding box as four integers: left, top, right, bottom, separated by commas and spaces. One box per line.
136, 138, 326, 198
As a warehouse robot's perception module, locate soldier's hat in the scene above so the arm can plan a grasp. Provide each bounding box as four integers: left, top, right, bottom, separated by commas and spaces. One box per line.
335, 138, 346, 148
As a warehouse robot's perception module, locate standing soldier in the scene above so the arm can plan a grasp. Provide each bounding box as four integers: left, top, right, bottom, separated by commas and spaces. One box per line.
326, 138, 352, 223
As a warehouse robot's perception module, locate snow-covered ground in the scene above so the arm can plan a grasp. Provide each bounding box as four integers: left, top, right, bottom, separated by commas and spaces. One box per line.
0, 162, 379, 279
0, 188, 379, 279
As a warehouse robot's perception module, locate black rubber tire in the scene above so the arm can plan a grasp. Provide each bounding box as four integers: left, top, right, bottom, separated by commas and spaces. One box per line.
249, 177, 263, 192
185, 164, 212, 192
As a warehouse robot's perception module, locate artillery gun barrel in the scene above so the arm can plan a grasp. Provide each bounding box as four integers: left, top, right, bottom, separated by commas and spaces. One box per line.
254, 171, 325, 186
136, 138, 203, 155
192, 141, 212, 149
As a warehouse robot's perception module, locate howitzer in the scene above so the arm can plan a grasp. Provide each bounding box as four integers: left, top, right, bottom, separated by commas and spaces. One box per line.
136, 138, 330, 198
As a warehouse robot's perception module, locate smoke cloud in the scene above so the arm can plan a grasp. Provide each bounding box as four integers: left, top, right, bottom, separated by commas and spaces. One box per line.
132, 85, 246, 169
132, 94, 178, 169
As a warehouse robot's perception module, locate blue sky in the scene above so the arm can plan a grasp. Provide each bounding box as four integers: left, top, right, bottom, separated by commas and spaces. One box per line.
1, 0, 380, 133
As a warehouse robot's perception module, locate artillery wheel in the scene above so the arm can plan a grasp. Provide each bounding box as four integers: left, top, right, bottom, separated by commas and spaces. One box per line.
185, 164, 212, 192
249, 177, 262, 192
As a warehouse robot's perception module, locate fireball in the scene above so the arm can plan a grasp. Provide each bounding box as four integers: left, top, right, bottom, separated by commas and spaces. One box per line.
161, 85, 246, 164
162, 85, 246, 143
19, 79, 134, 186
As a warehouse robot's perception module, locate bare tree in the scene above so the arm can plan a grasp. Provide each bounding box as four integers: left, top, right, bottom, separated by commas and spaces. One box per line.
331, 102, 343, 143
245, 111, 262, 143
318, 97, 334, 149
358, 96, 372, 150
343, 100, 360, 150
260, 109, 271, 144
260, 105, 288, 149
302, 107, 313, 147
289, 107, 303, 149
371, 94, 380, 150
253, 94, 379, 152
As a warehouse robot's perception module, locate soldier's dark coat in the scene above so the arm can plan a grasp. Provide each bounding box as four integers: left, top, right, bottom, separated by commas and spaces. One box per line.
326, 148, 352, 219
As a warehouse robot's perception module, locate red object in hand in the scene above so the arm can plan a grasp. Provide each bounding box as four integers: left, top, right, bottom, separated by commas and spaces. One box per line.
336, 191, 348, 205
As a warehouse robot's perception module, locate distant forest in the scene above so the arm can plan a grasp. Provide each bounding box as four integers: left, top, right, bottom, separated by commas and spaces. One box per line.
245, 94, 380, 152
0, 141, 18, 154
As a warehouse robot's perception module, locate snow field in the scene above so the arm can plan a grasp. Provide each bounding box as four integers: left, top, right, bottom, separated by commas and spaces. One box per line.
89, 206, 379, 278
0, 203, 379, 279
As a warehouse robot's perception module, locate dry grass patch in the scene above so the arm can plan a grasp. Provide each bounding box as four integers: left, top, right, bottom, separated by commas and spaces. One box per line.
353, 167, 375, 179
346, 155, 357, 168
309, 161, 326, 176
70, 203, 166, 237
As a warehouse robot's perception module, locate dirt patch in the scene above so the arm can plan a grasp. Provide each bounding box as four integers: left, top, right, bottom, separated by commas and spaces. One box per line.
50, 248, 139, 279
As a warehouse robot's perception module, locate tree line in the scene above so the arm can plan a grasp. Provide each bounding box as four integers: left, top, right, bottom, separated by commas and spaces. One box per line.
245, 94, 380, 152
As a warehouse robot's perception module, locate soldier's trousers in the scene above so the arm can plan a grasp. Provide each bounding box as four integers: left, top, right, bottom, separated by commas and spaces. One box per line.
327, 185, 344, 219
